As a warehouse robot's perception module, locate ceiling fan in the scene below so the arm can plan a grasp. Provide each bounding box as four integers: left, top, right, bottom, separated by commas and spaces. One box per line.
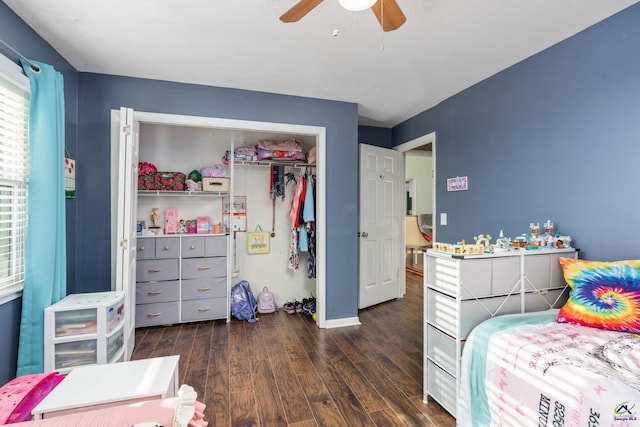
280, 0, 407, 32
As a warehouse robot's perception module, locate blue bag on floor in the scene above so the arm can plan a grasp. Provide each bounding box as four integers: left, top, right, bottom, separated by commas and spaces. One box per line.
230, 280, 258, 322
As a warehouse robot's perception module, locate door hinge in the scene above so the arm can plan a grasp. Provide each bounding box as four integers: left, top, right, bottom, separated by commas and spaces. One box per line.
122, 125, 131, 136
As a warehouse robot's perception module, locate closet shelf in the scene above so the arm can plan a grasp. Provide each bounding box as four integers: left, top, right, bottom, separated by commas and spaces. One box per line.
138, 190, 228, 197
232, 160, 316, 168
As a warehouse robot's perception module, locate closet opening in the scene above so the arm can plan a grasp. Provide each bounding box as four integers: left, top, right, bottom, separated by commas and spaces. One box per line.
110, 110, 328, 350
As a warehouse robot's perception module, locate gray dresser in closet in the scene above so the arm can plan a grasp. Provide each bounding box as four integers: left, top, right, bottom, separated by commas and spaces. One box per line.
135, 235, 228, 327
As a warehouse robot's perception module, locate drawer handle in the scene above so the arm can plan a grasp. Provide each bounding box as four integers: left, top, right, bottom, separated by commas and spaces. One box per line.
164, 245, 170, 250
198, 287, 211, 291
147, 312, 162, 318
148, 290, 162, 295
198, 266, 211, 271
191, 245, 196, 250
197, 307, 211, 312
139, 246, 145, 251
148, 268, 163, 272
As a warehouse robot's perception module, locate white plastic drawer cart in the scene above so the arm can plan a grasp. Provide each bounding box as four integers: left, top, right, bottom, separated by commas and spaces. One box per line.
44, 291, 125, 374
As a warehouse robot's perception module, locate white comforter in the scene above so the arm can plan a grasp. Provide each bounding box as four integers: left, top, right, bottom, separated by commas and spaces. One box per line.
458, 310, 640, 427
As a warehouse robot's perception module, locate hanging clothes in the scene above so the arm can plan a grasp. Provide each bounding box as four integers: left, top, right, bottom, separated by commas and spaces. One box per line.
299, 173, 314, 252
288, 228, 299, 271
304, 174, 316, 278
287, 176, 305, 271
307, 222, 316, 279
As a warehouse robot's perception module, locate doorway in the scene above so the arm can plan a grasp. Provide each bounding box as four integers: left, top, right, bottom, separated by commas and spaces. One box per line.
395, 132, 436, 278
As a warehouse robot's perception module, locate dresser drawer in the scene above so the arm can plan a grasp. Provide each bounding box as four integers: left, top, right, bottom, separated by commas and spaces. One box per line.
426, 288, 521, 339
155, 237, 180, 259
182, 237, 205, 258
181, 277, 227, 300
136, 238, 156, 260
181, 298, 227, 322
426, 325, 460, 375
136, 280, 179, 304
181, 257, 226, 279
137, 259, 179, 282
205, 235, 227, 257
426, 360, 456, 417
135, 301, 179, 327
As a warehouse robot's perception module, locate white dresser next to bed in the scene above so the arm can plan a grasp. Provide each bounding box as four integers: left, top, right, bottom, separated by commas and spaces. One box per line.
423, 247, 577, 417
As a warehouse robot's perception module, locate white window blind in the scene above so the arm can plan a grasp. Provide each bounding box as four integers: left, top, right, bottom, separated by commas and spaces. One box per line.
0, 54, 29, 301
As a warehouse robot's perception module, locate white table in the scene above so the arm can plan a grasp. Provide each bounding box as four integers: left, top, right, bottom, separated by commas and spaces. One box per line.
32, 355, 180, 419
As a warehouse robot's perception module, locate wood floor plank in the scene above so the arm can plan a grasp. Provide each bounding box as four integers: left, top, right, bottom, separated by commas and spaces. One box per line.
252, 359, 288, 426
289, 420, 318, 427
204, 342, 230, 426
230, 389, 259, 427
314, 356, 376, 427
357, 360, 433, 426
229, 322, 254, 393
296, 366, 349, 427
174, 322, 199, 384
268, 350, 315, 424
328, 351, 388, 413
370, 352, 422, 399
368, 408, 408, 427
183, 322, 213, 395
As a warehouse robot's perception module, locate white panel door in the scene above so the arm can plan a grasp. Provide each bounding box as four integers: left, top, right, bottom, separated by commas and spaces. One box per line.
358, 144, 401, 309
114, 107, 139, 360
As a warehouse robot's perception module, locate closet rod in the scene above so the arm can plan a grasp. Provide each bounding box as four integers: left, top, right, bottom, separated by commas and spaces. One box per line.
0, 38, 40, 72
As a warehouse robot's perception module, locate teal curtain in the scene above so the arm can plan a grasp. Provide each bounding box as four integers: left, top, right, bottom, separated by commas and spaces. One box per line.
17, 60, 66, 375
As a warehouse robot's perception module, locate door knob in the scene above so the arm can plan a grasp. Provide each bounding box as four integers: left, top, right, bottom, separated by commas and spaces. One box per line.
361, 232, 369, 238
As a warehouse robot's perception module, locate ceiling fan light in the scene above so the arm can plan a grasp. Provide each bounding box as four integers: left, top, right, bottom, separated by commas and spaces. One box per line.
338, 0, 376, 12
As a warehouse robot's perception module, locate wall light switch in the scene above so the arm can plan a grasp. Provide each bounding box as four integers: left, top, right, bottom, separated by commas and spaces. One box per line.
440, 213, 447, 226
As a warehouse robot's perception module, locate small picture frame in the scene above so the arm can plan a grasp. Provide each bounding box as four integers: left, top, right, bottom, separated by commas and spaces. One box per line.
247, 225, 270, 254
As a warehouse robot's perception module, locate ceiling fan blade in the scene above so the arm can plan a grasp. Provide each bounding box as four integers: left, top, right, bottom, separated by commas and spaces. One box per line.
371, 0, 406, 32
280, 0, 324, 22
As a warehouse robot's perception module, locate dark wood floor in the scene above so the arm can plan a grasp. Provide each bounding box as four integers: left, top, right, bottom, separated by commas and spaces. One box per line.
131, 271, 454, 427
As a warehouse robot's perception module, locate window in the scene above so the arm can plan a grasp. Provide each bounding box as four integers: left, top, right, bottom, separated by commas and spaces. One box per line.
0, 54, 30, 303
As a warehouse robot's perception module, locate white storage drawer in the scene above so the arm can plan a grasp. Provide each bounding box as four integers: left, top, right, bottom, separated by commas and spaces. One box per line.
426, 288, 521, 339
181, 298, 227, 322
54, 339, 97, 370
136, 280, 180, 304
181, 257, 226, 279
426, 325, 460, 375
137, 259, 179, 282
524, 251, 576, 291
135, 301, 179, 327
426, 360, 456, 417
181, 277, 227, 300
525, 288, 569, 311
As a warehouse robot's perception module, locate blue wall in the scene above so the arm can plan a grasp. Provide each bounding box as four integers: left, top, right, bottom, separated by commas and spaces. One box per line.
0, 3, 78, 384
358, 125, 392, 148
393, 4, 640, 262
76, 74, 359, 321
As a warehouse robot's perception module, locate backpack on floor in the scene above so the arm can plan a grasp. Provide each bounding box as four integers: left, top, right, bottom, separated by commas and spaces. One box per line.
230, 280, 258, 322
257, 287, 276, 314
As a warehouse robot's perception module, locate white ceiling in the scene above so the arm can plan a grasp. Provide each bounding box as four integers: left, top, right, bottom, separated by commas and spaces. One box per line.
4, 0, 638, 127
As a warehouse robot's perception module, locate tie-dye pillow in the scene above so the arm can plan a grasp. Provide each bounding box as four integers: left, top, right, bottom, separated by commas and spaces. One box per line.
557, 257, 640, 333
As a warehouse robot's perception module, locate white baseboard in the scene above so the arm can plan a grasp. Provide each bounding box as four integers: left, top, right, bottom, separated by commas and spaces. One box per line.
324, 316, 361, 329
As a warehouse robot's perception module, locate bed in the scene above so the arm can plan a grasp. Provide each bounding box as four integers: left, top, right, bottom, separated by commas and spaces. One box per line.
458, 257, 640, 426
